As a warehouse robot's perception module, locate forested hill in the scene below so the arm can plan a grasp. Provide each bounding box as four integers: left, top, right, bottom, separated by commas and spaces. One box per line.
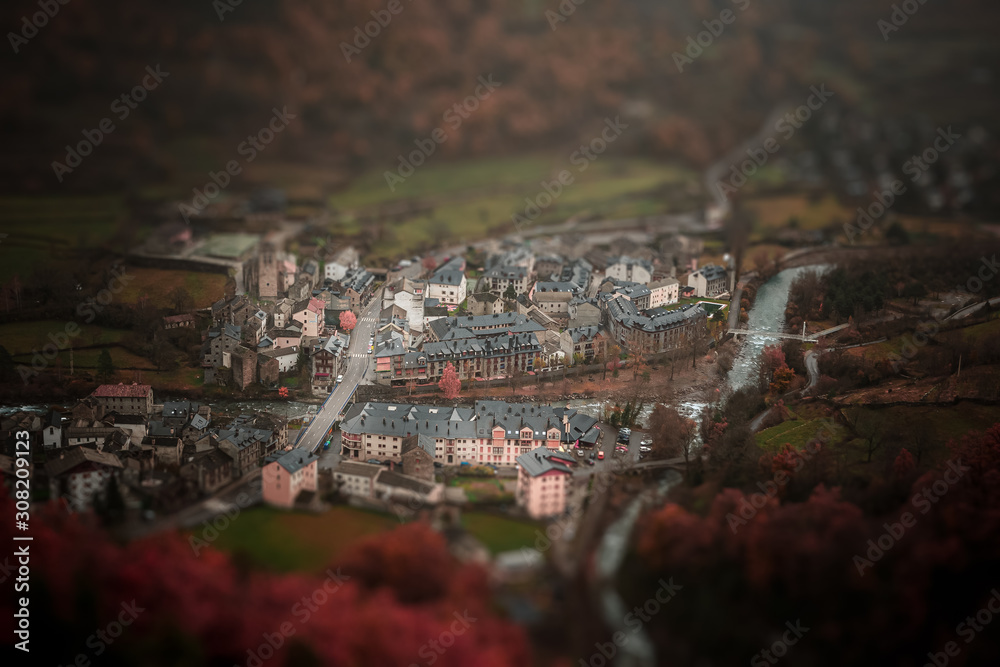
2, 0, 997, 192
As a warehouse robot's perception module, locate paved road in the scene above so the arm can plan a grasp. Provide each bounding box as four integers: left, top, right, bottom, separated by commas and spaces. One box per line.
294, 290, 383, 456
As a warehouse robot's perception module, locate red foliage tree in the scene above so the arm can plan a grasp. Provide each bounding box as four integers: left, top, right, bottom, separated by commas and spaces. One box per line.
339, 310, 357, 332
892, 448, 915, 478
0, 495, 530, 666
421, 256, 438, 274
438, 362, 460, 399
631, 424, 1000, 666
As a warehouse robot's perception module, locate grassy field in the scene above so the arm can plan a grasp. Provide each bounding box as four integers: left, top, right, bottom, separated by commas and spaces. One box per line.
744, 194, 852, 236
0, 320, 130, 355
0, 196, 127, 282
755, 418, 846, 453
448, 476, 513, 503
327, 155, 700, 263
460, 511, 541, 555
116, 267, 228, 309
203, 505, 400, 574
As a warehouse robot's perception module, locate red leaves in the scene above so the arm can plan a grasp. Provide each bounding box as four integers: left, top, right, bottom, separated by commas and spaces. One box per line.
339, 310, 357, 332
893, 448, 916, 478
438, 362, 461, 399
0, 494, 527, 666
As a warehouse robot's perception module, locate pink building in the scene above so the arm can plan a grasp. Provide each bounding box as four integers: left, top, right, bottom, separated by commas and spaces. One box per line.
262, 449, 319, 508
515, 447, 575, 519
291, 297, 325, 337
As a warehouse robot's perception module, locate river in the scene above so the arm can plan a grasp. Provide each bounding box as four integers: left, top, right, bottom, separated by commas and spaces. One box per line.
590, 264, 823, 666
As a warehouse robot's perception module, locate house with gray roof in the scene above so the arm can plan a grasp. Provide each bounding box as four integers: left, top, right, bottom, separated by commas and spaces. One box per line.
687, 264, 729, 298
516, 446, 575, 518
340, 400, 600, 466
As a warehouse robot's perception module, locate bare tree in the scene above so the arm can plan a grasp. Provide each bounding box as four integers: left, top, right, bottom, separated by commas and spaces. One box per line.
649, 401, 697, 474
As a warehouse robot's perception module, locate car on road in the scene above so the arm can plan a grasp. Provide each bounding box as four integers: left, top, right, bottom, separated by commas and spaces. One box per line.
597, 451, 605, 461
336, 375, 343, 384
586, 458, 595, 466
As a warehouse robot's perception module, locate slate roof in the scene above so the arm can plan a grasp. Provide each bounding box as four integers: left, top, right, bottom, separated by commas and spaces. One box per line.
567, 325, 603, 343
535, 281, 579, 293
428, 269, 465, 286
516, 446, 575, 477
402, 433, 437, 457
482, 265, 528, 280
265, 449, 317, 474
603, 294, 707, 333
342, 400, 599, 446
692, 264, 727, 281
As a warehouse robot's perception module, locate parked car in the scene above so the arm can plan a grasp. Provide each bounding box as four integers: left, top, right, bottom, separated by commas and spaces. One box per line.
597, 451, 605, 461
639, 445, 652, 454
365, 458, 381, 465
640, 438, 652, 446
586, 458, 595, 466
336, 374, 344, 384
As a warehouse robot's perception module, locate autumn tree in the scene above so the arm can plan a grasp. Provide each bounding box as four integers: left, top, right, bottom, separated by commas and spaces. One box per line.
649, 403, 697, 471
421, 256, 438, 275
339, 310, 357, 332
168, 286, 194, 313
438, 362, 461, 399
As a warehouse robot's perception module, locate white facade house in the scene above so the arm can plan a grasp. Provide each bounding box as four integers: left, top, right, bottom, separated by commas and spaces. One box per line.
427, 270, 467, 305
606, 257, 653, 285
687, 265, 728, 298
648, 277, 680, 308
